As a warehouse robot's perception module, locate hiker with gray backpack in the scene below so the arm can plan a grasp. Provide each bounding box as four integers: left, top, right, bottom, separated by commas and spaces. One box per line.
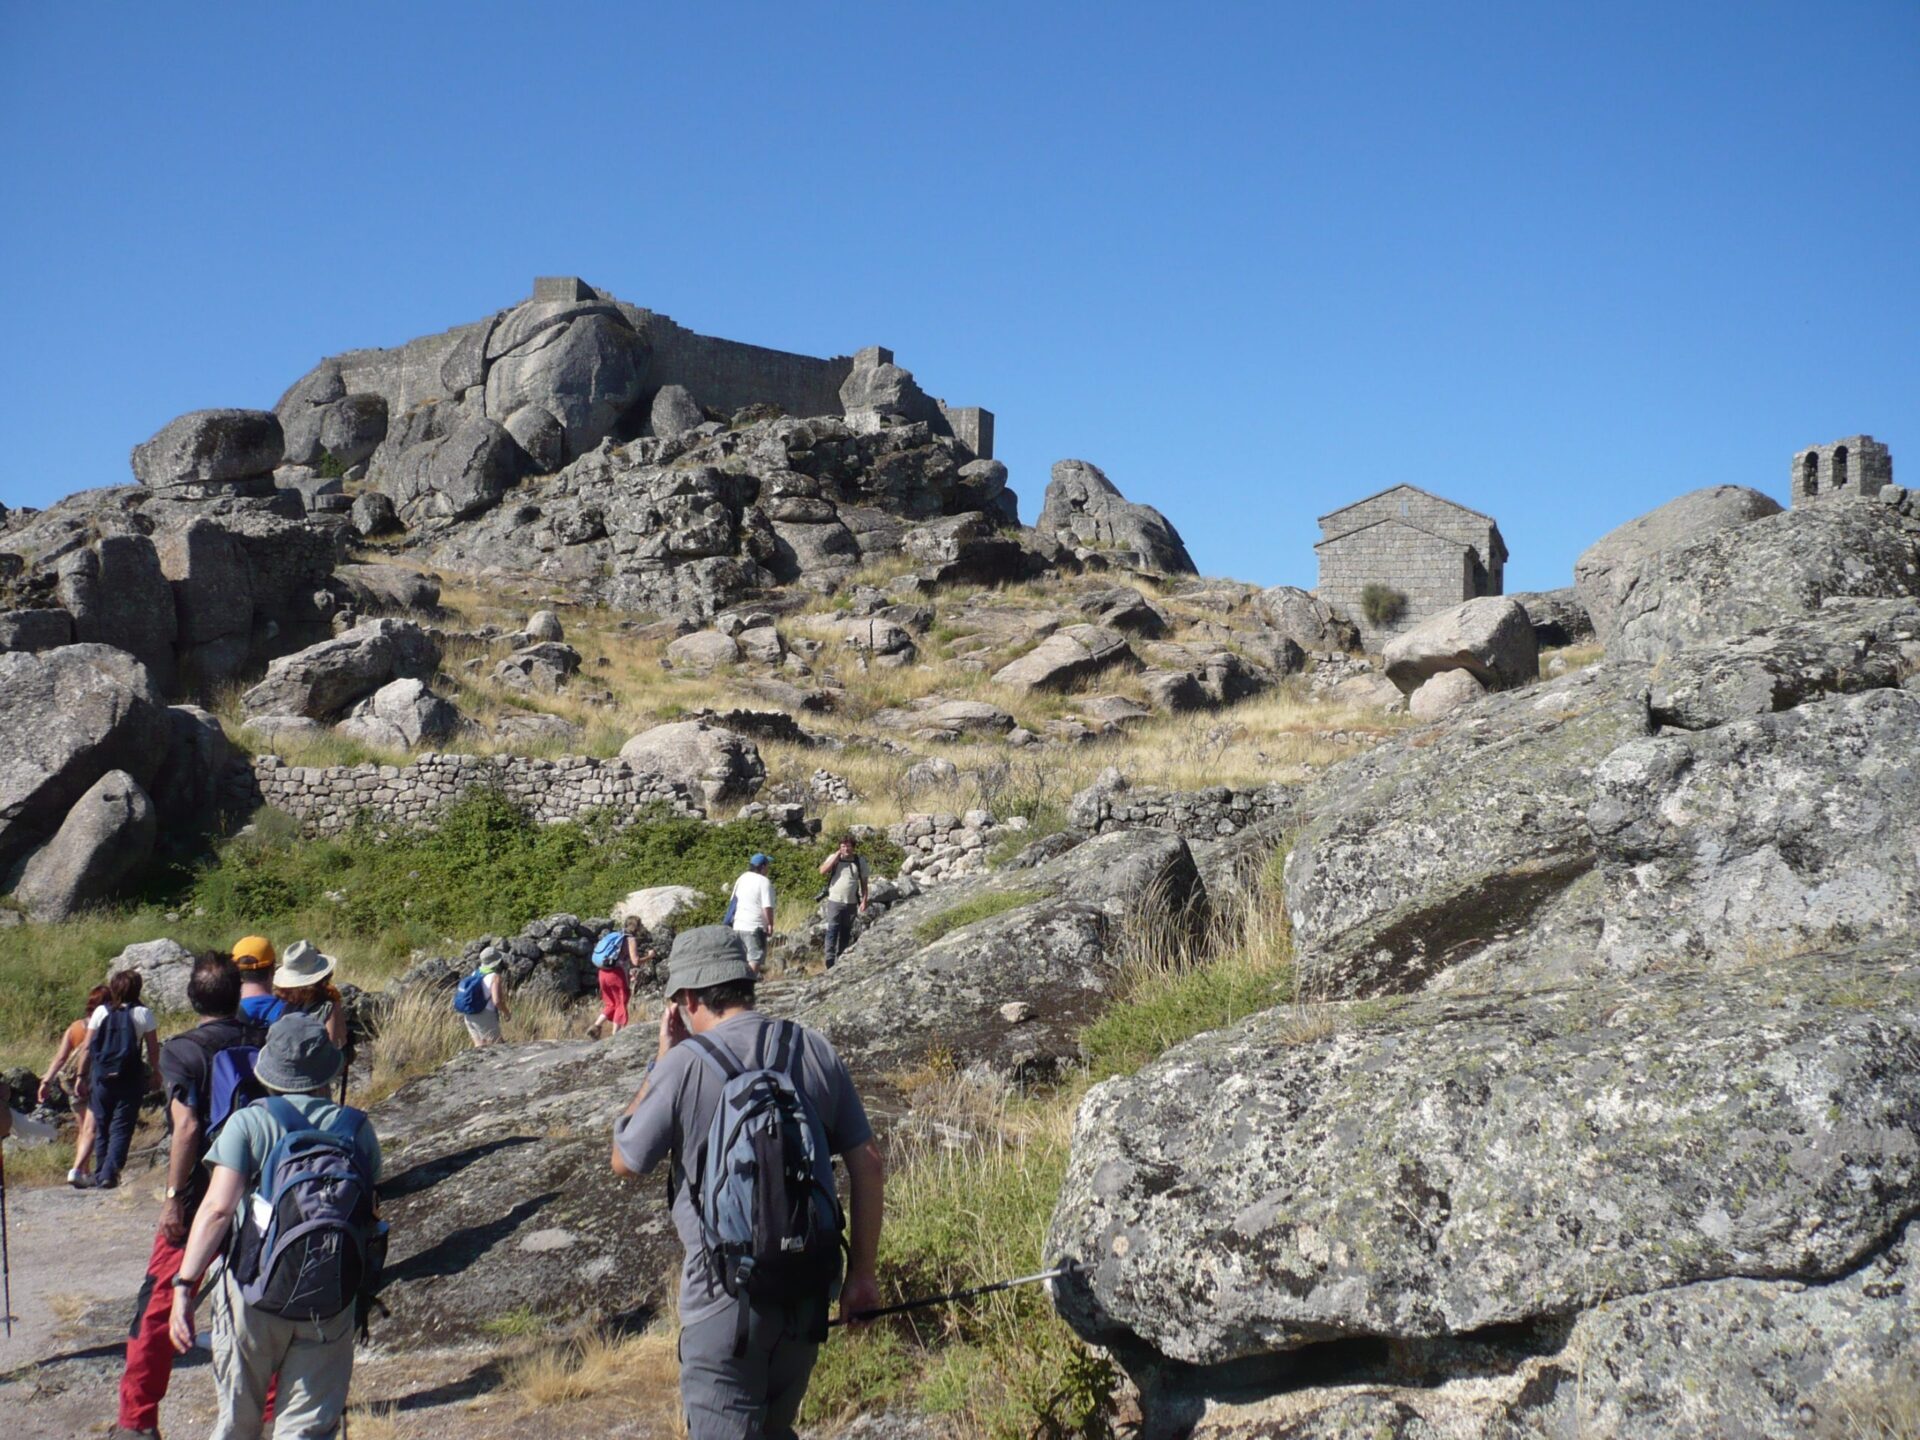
611, 926, 885, 1440
168, 1013, 385, 1440
111, 952, 268, 1440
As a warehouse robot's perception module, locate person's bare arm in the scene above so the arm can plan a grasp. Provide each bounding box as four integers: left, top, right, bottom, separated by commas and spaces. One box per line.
324, 1003, 348, 1049
38, 1033, 76, 1103
817, 852, 840, 877
839, 1141, 886, 1321
170, 1165, 244, 1352
610, 1005, 685, 1175
143, 1030, 163, 1091
162, 1099, 202, 1245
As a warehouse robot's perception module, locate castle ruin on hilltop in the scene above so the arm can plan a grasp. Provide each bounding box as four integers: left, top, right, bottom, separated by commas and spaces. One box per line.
1315, 484, 1507, 651
302, 274, 993, 465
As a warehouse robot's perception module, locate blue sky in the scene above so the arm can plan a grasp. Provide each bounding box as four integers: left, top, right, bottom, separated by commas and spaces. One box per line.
2, 2, 1915, 592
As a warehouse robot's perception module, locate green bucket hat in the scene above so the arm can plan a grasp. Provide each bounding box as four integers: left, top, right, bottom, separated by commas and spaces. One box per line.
664, 925, 753, 997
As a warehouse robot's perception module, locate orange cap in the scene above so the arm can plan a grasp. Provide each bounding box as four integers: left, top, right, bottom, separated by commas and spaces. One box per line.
231, 935, 277, 972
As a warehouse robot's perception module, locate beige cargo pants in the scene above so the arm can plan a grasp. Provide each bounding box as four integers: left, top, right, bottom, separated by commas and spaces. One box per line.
209, 1270, 356, 1440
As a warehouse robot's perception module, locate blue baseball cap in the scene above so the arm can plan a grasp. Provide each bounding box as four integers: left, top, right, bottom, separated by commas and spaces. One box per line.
749, 852, 771, 867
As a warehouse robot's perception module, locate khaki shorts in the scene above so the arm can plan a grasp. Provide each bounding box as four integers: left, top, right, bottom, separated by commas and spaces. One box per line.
462, 1009, 502, 1044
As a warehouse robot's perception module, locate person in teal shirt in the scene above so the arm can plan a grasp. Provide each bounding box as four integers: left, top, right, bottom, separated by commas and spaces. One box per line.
168, 1014, 381, 1440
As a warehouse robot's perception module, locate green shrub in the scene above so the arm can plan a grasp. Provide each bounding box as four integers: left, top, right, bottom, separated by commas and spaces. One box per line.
1360, 583, 1407, 627
0, 790, 903, 1067
912, 888, 1046, 945
313, 450, 349, 480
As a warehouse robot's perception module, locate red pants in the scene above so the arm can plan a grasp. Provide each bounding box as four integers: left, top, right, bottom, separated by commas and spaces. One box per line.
119, 1227, 185, 1430
597, 966, 630, 1028
120, 1225, 275, 1431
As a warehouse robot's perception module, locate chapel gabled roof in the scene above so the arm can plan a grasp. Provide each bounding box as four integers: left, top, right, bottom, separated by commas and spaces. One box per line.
1317, 483, 1496, 530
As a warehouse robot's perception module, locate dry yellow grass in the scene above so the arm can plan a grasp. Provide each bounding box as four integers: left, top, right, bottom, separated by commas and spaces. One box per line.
355, 984, 579, 1107
235, 557, 1409, 833
502, 1323, 687, 1435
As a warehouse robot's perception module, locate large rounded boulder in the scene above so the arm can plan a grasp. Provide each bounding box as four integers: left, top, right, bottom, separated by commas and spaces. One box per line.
0, 644, 170, 873
131, 408, 284, 489
617, 720, 765, 811
1382, 596, 1537, 695
1573, 485, 1783, 640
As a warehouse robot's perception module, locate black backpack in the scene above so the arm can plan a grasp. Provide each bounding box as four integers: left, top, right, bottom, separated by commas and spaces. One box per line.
92, 1007, 139, 1082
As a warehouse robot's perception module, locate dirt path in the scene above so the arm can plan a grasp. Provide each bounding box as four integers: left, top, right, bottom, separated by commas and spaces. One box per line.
0, 1155, 683, 1440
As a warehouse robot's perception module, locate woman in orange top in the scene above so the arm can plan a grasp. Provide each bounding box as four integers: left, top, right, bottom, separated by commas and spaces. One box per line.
38, 984, 109, 1185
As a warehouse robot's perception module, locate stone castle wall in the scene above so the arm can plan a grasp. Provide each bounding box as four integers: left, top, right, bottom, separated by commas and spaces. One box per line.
248, 752, 702, 837
643, 315, 854, 421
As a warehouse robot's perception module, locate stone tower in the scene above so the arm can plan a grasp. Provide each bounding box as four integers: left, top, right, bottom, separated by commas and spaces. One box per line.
1792, 435, 1892, 505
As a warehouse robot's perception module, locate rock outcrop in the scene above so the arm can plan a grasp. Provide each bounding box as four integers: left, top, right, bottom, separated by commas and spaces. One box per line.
12, 769, 157, 921
617, 720, 765, 810
1574, 484, 1782, 640
1607, 500, 1920, 662
1591, 687, 1920, 970
0, 644, 169, 874
1037, 460, 1197, 575
1251, 585, 1359, 653
1283, 662, 1652, 996
991, 624, 1137, 692
240, 619, 440, 721
796, 828, 1205, 1083
131, 408, 284, 491
1051, 947, 1920, 1367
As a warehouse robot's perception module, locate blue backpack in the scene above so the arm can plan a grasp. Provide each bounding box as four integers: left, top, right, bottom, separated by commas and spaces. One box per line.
452, 968, 492, 1015
679, 1022, 844, 1344
206, 1046, 264, 1137
92, 1007, 139, 1082
227, 1097, 385, 1323
591, 931, 624, 968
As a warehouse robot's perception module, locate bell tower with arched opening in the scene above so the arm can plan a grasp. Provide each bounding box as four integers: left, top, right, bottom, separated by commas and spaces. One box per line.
1791, 435, 1892, 505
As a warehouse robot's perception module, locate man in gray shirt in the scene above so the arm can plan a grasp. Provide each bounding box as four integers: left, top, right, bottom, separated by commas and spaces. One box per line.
612, 927, 884, 1440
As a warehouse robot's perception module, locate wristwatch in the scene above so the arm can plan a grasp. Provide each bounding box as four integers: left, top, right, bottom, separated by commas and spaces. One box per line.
172, 1275, 198, 1290
164, 1185, 180, 1201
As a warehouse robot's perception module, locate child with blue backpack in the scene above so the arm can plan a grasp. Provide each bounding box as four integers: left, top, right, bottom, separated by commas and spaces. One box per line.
452, 955, 511, 1047
169, 1013, 383, 1440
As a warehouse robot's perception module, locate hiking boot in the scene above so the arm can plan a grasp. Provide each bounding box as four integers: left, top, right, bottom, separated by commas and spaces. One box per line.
109, 1427, 161, 1439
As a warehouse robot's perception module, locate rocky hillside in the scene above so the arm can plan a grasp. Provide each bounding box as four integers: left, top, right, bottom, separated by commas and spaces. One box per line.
1048, 491, 1920, 1438
8, 278, 1920, 1438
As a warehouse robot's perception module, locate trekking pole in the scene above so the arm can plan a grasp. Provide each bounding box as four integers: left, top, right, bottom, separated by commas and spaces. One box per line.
828, 1264, 1074, 1328
0, 1146, 13, 1339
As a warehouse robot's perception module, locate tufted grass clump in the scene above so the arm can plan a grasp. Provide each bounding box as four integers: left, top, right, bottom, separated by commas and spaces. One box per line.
1081, 857, 1296, 1079
800, 1064, 1116, 1439
1360, 583, 1408, 627
912, 888, 1047, 945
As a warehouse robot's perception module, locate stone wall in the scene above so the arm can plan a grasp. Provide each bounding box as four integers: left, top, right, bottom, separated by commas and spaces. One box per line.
1069, 781, 1299, 841
248, 752, 701, 836
1317, 522, 1476, 651
641, 313, 854, 421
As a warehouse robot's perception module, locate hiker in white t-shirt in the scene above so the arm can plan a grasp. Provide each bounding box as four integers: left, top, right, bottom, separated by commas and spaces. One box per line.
728, 853, 776, 977
86, 968, 162, 1189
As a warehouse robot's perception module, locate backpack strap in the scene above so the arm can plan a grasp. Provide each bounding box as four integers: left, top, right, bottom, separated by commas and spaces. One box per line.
683, 1033, 744, 1084
772, 1020, 800, 1082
